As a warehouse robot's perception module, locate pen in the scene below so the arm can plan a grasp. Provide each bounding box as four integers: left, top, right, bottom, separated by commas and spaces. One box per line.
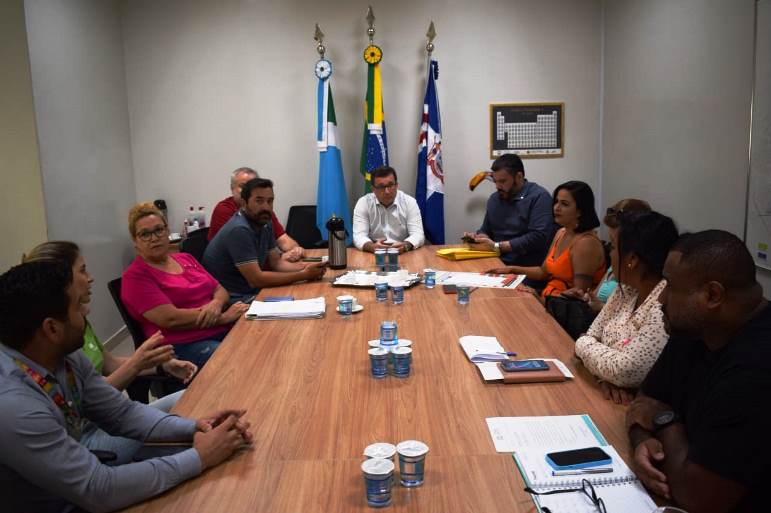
551, 467, 613, 476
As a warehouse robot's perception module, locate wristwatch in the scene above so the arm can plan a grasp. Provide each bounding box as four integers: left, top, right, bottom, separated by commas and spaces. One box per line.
652, 410, 679, 433
493, 242, 501, 255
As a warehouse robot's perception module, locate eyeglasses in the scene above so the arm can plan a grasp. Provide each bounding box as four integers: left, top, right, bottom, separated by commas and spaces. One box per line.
136, 225, 168, 242
372, 182, 397, 191
606, 207, 624, 217
524, 479, 607, 513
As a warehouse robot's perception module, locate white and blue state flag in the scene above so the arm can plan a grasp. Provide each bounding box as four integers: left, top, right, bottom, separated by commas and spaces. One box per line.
316, 76, 352, 244
416, 59, 444, 244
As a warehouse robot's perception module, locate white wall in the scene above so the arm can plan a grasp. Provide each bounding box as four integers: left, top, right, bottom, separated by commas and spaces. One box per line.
25, 0, 138, 340
0, 0, 48, 271
601, 0, 771, 295
121, 0, 602, 238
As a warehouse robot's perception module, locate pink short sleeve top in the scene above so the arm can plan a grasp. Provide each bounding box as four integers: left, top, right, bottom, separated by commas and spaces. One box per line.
121, 252, 229, 345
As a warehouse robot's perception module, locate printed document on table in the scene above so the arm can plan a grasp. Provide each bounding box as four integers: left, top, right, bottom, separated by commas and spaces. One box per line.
436, 271, 525, 289
485, 415, 607, 453
245, 297, 326, 320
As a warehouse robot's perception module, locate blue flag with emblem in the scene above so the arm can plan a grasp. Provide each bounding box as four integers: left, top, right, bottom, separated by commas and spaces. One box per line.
416, 59, 445, 244
316, 74, 352, 245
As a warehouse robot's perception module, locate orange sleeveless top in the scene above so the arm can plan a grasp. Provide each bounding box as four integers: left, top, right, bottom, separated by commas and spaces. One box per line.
541, 229, 606, 297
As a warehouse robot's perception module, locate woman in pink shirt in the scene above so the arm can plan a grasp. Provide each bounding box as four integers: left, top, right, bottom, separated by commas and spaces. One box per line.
121, 203, 248, 369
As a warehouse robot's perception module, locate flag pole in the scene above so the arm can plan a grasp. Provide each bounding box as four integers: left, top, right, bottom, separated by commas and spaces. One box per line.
417, 20, 445, 244
360, 6, 388, 193
314, 23, 353, 244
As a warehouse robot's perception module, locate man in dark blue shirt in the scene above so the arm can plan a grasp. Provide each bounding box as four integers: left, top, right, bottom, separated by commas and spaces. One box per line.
203, 178, 327, 303
465, 154, 555, 267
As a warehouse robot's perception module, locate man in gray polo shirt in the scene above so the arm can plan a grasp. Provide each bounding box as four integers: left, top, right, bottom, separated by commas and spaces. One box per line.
0, 261, 252, 513
204, 177, 327, 303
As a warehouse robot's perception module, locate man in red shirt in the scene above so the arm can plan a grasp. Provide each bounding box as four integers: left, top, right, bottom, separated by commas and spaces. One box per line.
208, 167, 304, 262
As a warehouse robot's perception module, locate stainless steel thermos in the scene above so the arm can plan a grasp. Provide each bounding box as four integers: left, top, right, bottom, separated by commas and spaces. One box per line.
326, 215, 347, 270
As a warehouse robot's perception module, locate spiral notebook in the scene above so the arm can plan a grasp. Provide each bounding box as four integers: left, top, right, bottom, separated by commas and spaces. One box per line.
514, 445, 657, 513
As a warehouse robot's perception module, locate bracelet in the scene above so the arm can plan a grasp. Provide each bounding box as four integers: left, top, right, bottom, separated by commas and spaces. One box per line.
156, 364, 166, 377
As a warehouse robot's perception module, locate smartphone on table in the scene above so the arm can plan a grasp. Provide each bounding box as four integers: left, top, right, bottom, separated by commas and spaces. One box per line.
499, 359, 549, 372
442, 284, 457, 294
545, 447, 612, 471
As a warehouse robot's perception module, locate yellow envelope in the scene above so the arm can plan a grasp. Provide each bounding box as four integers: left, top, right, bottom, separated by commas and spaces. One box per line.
435, 248, 500, 261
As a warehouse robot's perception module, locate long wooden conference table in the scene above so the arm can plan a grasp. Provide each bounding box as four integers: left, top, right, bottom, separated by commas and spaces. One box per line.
124, 246, 630, 513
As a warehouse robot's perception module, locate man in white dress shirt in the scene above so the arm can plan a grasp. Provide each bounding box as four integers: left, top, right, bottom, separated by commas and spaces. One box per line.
353, 166, 425, 253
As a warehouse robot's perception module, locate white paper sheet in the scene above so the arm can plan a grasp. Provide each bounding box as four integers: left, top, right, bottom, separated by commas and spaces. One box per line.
245, 297, 326, 320
485, 415, 607, 453
436, 271, 525, 289
459, 335, 509, 362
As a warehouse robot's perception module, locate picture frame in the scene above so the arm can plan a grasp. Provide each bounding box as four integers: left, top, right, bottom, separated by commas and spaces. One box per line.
489, 102, 564, 159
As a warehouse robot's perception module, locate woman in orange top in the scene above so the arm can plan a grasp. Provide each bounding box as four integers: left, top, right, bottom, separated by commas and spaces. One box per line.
488, 181, 606, 298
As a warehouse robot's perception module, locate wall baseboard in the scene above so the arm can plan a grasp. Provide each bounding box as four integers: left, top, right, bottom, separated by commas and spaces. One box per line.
103, 325, 128, 351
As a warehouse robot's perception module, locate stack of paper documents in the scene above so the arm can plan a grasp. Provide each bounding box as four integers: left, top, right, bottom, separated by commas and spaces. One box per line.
332, 270, 421, 287
436, 271, 525, 289
245, 297, 326, 320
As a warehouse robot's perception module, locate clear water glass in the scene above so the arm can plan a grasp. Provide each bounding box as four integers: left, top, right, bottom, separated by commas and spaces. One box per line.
396, 440, 429, 487
374, 249, 386, 272
391, 283, 405, 305
361, 458, 394, 507
387, 248, 399, 272
368, 348, 389, 379
391, 347, 412, 378
423, 269, 436, 289
338, 297, 353, 316
375, 280, 388, 301
380, 320, 398, 346
457, 284, 470, 305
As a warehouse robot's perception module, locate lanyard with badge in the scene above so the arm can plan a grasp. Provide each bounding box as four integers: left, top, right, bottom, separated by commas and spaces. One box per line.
14, 359, 85, 440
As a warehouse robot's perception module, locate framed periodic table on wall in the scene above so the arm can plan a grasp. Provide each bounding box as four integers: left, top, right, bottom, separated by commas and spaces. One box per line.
489, 102, 564, 159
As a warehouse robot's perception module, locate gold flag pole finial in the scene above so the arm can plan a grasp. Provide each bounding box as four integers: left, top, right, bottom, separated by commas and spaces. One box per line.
314, 23, 325, 58
366, 6, 376, 43
426, 20, 436, 54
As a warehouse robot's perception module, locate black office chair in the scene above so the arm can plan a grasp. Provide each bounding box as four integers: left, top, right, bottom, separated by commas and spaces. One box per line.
180, 226, 209, 262
106, 278, 176, 403
285, 205, 325, 249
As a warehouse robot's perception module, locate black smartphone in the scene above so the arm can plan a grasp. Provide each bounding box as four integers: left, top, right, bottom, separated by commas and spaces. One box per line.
461, 235, 475, 243
301, 257, 323, 262
499, 359, 549, 372
442, 284, 457, 294
545, 447, 612, 470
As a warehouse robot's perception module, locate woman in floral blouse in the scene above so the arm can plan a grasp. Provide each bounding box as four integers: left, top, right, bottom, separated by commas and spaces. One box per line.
575, 211, 678, 404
